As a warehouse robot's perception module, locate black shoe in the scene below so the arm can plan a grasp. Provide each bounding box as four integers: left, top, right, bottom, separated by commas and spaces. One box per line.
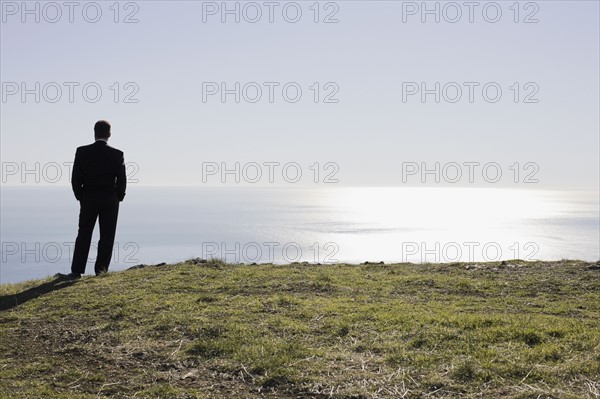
95, 270, 108, 277
64, 273, 81, 281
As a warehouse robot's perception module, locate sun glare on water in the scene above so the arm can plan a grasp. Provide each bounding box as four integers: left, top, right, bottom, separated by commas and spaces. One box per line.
328, 187, 564, 229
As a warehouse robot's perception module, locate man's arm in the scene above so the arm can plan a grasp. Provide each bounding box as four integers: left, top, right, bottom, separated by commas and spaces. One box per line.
71, 149, 83, 201
116, 151, 127, 202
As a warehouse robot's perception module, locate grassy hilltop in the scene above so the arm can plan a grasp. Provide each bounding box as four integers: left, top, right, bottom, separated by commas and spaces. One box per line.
0, 259, 599, 398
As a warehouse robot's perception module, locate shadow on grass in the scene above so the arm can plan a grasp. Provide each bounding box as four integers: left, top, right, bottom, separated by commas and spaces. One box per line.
0, 276, 78, 312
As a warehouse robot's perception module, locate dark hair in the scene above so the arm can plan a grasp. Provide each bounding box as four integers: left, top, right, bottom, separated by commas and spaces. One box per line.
94, 120, 111, 139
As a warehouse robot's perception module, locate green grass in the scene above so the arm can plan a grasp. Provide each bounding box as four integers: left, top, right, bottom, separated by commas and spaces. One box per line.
0, 259, 598, 398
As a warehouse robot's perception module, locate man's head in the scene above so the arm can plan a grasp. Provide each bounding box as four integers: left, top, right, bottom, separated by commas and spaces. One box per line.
94, 120, 111, 140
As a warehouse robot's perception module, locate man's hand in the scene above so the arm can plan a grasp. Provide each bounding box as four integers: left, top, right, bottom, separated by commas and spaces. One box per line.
72, 148, 84, 201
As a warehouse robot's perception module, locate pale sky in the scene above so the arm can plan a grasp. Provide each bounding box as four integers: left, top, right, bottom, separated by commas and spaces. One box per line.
1, 0, 599, 189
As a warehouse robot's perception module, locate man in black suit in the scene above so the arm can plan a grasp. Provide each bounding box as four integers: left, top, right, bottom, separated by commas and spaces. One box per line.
67, 120, 126, 279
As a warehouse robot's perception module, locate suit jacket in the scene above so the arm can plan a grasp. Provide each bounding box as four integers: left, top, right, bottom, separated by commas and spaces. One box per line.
71, 140, 127, 202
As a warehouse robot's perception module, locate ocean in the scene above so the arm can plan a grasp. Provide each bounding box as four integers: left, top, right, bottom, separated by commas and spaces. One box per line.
1, 186, 598, 283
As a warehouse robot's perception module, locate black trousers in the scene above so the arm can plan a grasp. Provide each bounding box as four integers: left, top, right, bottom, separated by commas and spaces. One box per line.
71, 189, 120, 275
